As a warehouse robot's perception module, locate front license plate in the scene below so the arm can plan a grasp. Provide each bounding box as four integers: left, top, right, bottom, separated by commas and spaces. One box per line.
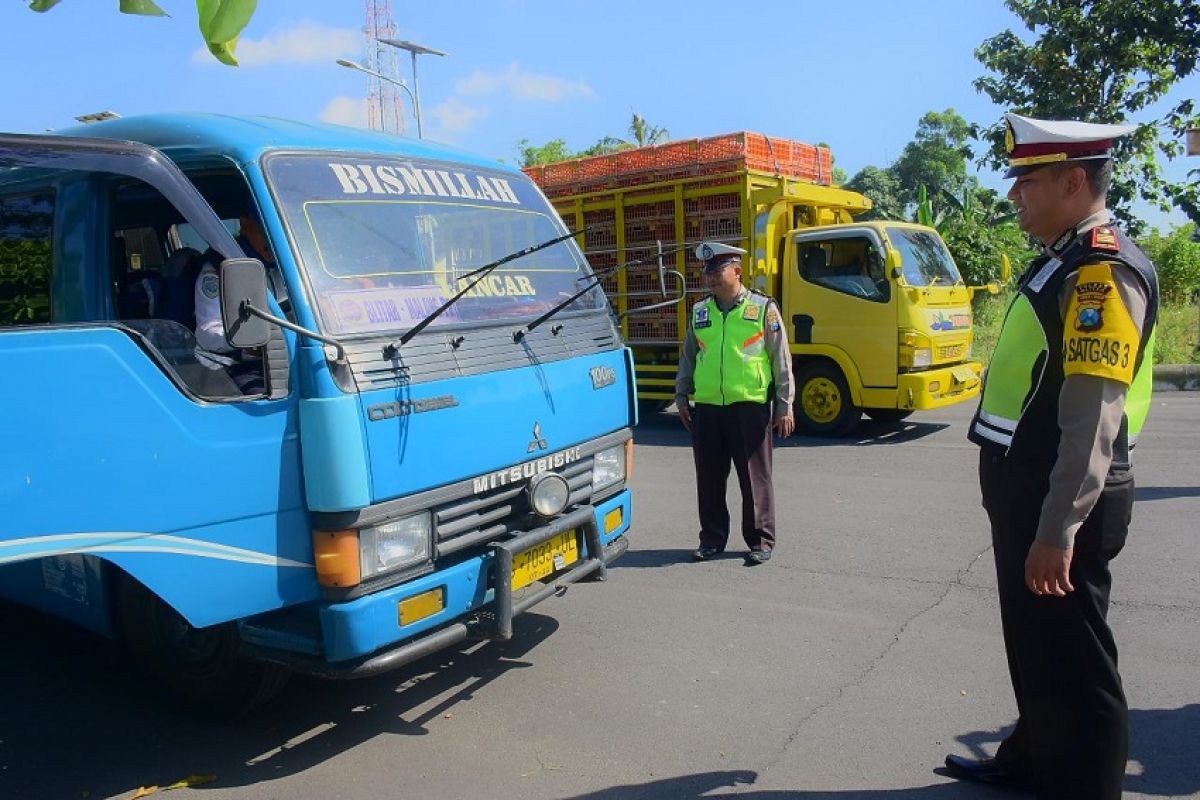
511, 531, 579, 591
951, 365, 978, 384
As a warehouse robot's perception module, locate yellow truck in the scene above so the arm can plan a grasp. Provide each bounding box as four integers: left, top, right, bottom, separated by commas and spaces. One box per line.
525, 132, 987, 435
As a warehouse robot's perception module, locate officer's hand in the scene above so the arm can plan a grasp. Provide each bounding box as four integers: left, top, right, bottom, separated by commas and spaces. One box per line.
774, 412, 794, 438
1025, 541, 1074, 596
677, 399, 693, 432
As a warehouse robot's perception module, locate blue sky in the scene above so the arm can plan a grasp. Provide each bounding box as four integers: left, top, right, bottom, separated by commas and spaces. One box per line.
3, 1, 1196, 229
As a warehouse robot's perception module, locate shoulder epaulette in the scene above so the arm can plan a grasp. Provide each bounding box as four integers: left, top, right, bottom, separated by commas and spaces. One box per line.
1090, 226, 1120, 253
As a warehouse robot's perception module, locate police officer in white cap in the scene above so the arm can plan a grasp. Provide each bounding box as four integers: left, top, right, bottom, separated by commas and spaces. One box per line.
944, 113, 1160, 800
675, 241, 794, 565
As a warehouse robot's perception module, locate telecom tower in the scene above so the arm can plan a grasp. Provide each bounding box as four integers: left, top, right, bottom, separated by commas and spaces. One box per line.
364, 0, 404, 134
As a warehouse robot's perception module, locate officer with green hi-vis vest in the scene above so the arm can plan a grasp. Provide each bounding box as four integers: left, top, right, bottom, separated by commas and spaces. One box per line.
943, 113, 1159, 800
676, 241, 794, 566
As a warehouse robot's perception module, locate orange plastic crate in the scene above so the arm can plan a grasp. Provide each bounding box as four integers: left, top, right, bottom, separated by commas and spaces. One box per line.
523, 131, 834, 193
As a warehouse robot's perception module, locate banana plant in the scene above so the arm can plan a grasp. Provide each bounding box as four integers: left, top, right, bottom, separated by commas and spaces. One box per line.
28, 0, 257, 66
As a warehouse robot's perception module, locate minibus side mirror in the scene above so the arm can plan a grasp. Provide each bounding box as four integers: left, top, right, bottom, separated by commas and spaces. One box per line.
220, 258, 272, 349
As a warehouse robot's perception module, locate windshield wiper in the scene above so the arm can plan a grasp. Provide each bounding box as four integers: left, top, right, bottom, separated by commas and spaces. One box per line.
512, 240, 691, 342
382, 227, 586, 357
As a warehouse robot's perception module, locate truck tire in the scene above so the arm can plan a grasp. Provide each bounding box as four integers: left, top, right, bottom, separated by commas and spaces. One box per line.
117, 576, 290, 717
795, 362, 861, 436
865, 409, 913, 424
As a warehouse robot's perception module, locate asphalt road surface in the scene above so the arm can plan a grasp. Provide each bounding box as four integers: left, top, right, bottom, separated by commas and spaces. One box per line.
2, 396, 1197, 800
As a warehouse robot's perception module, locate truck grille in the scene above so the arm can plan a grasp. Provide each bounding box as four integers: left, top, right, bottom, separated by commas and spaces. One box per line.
432, 455, 596, 558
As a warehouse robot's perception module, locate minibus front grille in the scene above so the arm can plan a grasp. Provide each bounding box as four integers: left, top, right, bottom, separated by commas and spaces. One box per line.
432, 457, 595, 558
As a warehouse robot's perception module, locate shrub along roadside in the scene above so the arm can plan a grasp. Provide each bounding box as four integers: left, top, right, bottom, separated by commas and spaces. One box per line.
971, 294, 1198, 366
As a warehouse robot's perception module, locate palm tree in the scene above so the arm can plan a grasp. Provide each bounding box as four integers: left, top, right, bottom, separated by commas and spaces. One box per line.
628, 113, 669, 147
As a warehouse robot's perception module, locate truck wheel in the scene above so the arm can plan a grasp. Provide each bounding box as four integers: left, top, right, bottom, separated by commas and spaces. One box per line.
117, 577, 290, 717
865, 409, 913, 424
796, 363, 861, 436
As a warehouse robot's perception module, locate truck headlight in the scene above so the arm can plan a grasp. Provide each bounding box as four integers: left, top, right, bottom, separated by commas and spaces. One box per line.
912, 348, 933, 368
360, 512, 432, 578
592, 444, 626, 494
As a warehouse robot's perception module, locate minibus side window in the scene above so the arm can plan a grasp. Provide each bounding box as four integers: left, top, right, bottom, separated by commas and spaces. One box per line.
107, 178, 259, 400
0, 191, 55, 327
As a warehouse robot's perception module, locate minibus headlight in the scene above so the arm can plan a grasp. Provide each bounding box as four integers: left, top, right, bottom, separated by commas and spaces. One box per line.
360, 512, 432, 578
592, 445, 626, 493
529, 473, 571, 517
911, 348, 933, 368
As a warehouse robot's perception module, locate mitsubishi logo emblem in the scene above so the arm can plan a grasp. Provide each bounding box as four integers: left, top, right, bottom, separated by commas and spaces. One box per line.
527, 422, 548, 453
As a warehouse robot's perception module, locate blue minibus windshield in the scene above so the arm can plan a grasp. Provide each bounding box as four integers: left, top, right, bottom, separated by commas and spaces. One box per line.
264, 153, 604, 336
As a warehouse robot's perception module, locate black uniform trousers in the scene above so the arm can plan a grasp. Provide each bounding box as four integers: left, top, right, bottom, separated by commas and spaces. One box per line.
692, 401, 775, 552
980, 448, 1134, 800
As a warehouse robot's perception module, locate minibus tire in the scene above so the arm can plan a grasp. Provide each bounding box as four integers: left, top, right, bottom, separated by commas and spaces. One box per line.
865, 409, 913, 424
117, 577, 290, 717
795, 362, 860, 436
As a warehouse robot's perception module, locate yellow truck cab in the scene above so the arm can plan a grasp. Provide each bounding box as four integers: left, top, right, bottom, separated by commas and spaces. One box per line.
525, 131, 985, 434
782, 220, 982, 433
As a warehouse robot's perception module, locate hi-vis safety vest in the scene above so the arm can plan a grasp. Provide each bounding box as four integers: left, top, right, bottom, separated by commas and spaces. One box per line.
692, 292, 773, 405
968, 225, 1159, 468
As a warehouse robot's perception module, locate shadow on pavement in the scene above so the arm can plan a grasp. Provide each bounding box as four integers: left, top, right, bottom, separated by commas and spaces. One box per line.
1134, 485, 1200, 502
949, 708, 1200, 798
606, 547, 753, 569
0, 601, 559, 800
633, 413, 947, 449
557, 769, 1017, 798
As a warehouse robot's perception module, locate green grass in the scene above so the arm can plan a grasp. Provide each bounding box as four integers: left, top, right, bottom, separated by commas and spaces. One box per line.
972, 295, 1199, 366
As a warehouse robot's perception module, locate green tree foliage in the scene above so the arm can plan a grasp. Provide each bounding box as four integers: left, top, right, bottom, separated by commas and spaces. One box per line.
0, 198, 54, 326
28, 0, 257, 66
974, 0, 1200, 233
1142, 224, 1200, 301
517, 138, 575, 168
891, 109, 974, 208
846, 110, 1033, 288
627, 113, 668, 147
516, 113, 670, 167
845, 166, 905, 221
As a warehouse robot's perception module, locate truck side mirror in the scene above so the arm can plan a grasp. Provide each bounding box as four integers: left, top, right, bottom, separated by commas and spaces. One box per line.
885, 247, 903, 281
220, 258, 272, 349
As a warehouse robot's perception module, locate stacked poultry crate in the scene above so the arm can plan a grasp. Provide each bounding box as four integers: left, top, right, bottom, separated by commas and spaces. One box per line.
526, 132, 832, 345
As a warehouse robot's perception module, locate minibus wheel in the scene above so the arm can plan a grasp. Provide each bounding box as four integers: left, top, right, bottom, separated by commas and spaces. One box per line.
117, 576, 290, 716
795, 362, 860, 436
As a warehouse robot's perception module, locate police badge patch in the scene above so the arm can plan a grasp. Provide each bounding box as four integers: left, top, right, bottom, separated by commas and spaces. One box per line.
742, 303, 761, 321
695, 305, 711, 329
1073, 280, 1111, 332
700, 244, 714, 260
201, 272, 220, 299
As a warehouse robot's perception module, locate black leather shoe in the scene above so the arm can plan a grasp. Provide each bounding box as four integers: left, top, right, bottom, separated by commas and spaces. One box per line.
692, 546, 722, 561
745, 548, 772, 565
942, 754, 1025, 787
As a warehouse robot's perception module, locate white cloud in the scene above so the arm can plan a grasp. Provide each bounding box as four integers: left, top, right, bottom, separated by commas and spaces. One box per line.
455, 62, 594, 103
319, 96, 370, 128
430, 98, 488, 135
192, 22, 359, 67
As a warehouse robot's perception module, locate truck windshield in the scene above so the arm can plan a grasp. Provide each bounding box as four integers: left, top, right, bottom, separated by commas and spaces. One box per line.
263, 153, 603, 336
888, 227, 963, 287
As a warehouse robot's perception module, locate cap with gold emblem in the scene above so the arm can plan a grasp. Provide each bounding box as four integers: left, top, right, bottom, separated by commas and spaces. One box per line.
1004, 112, 1136, 178
695, 241, 747, 272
